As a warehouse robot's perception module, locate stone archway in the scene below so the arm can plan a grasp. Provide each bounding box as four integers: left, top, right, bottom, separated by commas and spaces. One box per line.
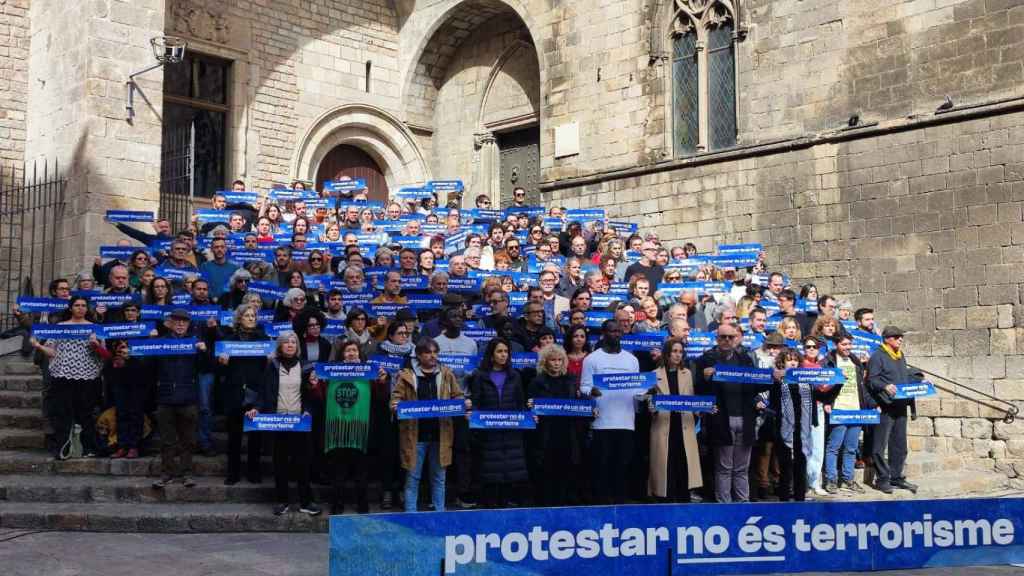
292, 104, 431, 196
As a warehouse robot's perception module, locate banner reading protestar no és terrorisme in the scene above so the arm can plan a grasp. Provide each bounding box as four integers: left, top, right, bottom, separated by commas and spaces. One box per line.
329, 498, 1024, 575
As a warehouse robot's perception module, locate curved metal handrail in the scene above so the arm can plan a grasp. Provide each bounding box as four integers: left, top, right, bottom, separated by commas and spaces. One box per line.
909, 364, 1018, 424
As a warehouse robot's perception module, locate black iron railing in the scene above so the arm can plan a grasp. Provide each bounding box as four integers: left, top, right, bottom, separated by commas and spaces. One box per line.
909, 364, 1019, 424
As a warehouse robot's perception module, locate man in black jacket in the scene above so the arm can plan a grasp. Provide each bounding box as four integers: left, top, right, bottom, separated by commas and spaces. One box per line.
865, 326, 919, 495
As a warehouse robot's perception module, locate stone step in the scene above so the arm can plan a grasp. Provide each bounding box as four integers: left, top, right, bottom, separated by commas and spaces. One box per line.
0, 390, 41, 409
0, 430, 44, 450
0, 473, 343, 505
0, 450, 278, 477
0, 375, 43, 391
0, 408, 43, 429
0, 501, 328, 533
2, 361, 41, 376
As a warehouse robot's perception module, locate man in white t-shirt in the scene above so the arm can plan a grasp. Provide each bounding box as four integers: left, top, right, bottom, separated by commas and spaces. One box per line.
580, 319, 641, 504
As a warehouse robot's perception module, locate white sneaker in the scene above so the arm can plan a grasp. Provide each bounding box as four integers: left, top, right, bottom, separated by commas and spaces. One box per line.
812, 487, 829, 497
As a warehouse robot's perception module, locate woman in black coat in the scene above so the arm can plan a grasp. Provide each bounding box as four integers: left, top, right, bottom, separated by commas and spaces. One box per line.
215, 303, 270, 485
293, 308, 332, 484
529, 344, 584, 506
467, 337, 529, 508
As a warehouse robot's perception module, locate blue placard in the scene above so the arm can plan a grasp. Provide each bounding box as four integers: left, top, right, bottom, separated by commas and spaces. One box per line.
406, 294, 442, 309
713, 364, 773, 385
428, 180, 464, 194
31, 324, 98, 340
509, 352, 538, 371
438, 354, 480, 373
742, 332, 765, 350
98, 246, 142, 260
105, 210, 154, 223
215, 340, 274, 357
565, 208, 605, 222
591, 290, 629, 309
247, 281, 287, 300
593, 372, 656, 391
83, 293, 140, 307
195, 209, 231, 223
447, 277, 481, 292
652, 395, 717, 412
829, 409, 881, 425
243, 413, 311, 432
171, 293, 192, 306
894, 381, 938, 399
369, 354, 406, 373
503, 205, 545, 218
621, 331, 668, 351
463, 328, 497, 346
397, 399, 466, 420
327, 178, 367, 192
469, 410, 536, 430
467, 208, 503, 221
368, 304, 406, 318
389, 236, 429, 250
127, 338, 197, 356
584, 311, 615, 329
531, 398, 595, 417
784, 367, 844, 386
229, 249, 274, 263
220, 191, 258, 205
330, 497, 1024, 575
393, 187, 434, 201
717, 243, 763, 255
17, 297, 69, 313
315, 362, 375, 380
607, 220, 638, 234
263, 321, 295, 337
155, 266, 200, 281
686, 331, 715, 358
708, 255, 758, 269
849, 329, 883, 349
99, 322, 155, 339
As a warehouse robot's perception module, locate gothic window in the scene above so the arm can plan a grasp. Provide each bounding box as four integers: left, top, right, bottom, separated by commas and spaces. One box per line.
670, 0, 738, 156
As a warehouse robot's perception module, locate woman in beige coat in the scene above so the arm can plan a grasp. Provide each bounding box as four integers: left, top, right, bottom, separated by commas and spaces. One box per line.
648, 337, 702, 502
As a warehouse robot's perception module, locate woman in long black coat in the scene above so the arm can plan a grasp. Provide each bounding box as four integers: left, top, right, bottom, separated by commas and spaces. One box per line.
529, 344, 584, 506
214, 303, 270, 485
467, 337, 529, 508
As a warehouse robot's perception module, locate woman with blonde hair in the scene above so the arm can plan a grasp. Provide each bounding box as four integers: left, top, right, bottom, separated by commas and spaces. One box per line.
778, 316, 803, 343
647, 337, 702, 502
810, 315, 841, 347
530, 344, 584, 505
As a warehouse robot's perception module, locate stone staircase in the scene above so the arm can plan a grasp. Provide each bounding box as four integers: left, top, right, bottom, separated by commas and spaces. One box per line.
0, 357, 328, 533
0, 355, 1015, 533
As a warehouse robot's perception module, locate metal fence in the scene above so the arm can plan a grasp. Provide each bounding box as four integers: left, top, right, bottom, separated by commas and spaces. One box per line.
0, 160, 67, 332
159, 124, 195, 234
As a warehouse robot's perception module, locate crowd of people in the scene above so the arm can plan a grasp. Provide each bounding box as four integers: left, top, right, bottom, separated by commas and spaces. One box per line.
12, 179, 923, 517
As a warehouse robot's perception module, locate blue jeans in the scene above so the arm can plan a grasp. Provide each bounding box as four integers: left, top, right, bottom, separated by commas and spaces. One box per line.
196, 372, 215, 450
404, 441, 445, 512
825, 424, 862, 483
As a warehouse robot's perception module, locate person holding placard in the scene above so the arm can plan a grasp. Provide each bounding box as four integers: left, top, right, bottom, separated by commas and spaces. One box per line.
531, 344, 586, 506
866, 326, 920, 495
30, 296, 108, 459
579, 319, 640, 505
150, 309, 206, 489
390, 338, 469, 512
246, 333, 320, 516
800, 336, 829, 497
773, 348, 809, 502
647, 337, 702, 503
821, 334, 868, 494
467, 338, 529, 508
215, 303, 271, 485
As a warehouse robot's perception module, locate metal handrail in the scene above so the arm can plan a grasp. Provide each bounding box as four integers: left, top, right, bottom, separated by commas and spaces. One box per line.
908, 364, 1018, 424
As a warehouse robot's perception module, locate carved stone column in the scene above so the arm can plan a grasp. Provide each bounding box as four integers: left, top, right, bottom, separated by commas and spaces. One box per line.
473, 131, 498, 207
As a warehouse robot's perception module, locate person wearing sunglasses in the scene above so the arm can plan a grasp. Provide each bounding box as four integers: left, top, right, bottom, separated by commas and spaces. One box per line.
697, 323, 765, 503
865, 326, 920, 495
800, 336, 829, 497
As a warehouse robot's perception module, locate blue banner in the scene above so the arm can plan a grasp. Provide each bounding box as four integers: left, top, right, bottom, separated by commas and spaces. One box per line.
83, 293, 140, 307
140, 305, 174, 320
17, 297, 69, 313
709, 255, 758, 269
247, 281, 286, 300
591, 290, 630, 309
686, 331, 715, 359
397, 399, 466, 420
228, 249, 274, 263
447, 277, 481, 292
784, 367, 844, 386
467, 208, 503, 221
215, 340, 274, 357
394, 187, 434, 201
369, 303, 406, 318
315, 363, 376, 380
829, 409, 880, 425
531, 398, 595, 417
220, 191, 258, 205
406, 294, 443, 309
326, 178, 367, 193
565, 208, 606, 222
593, 372, 656, 391
99, 322, 155, 339
99, 246, 142, 260
469, 410, 536, 430
713, 365, 773, 385
195, 209, 231, 223
621, 331, 668, 351
428, 180, 464, 194
439, 354, 480, 373
127, 338, 197, 356
105, 209, 154, 223
717, 243, 763, 255
503, 206, 545, 218
330, 497, 1024, 576
584, 310, 615, 329
607, 220, 638, 234
652, 395, 717, 412
894, 381, 938, 399
244, 413, 312, 432
188, 305, 221, 321
155, 266, 200, 282
31, 324, 98, 340
510, 352, 538, 371
369, 354, 406, 373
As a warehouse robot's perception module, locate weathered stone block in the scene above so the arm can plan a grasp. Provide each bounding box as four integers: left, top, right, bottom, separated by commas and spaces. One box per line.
935, 308, 965, 329
966, 306, 999, 328
933, 417, 962, 437
962, 418, 993, 439
994, 419, 1024, 441
908, 416, 934, 436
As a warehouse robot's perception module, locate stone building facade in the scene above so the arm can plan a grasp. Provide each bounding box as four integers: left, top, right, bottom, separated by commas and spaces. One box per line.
1, 0, 1023, 482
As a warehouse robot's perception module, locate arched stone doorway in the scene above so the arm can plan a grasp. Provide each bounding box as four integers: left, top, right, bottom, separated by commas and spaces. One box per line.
315, 145, 390, 203
402, 1, 542, 208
